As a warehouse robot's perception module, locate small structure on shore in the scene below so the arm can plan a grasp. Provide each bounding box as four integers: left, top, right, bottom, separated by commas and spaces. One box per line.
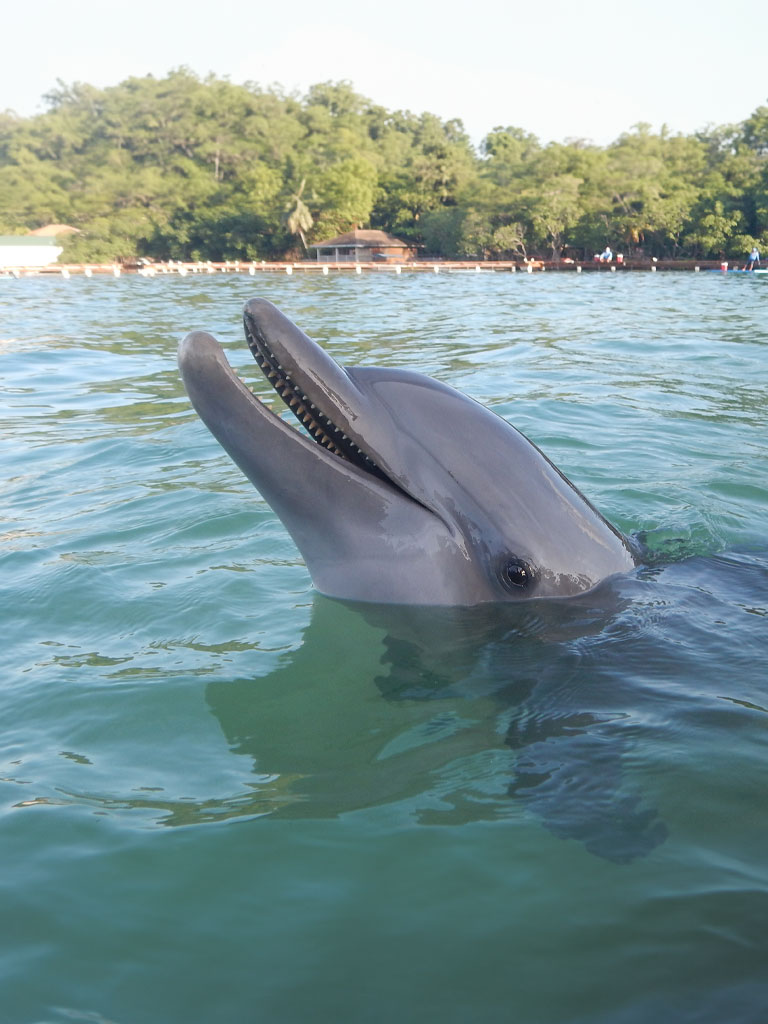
310, 228, 413, 263
0, 235, 63, 268
0, 225, 79, 268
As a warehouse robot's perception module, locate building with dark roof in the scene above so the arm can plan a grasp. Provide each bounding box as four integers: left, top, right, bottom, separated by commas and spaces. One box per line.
310, 229, 413, 262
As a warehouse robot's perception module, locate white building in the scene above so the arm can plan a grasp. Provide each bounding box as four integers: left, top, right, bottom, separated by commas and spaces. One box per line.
0, 235, 63, 268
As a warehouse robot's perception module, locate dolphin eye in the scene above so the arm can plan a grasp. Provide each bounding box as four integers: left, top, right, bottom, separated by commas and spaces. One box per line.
502, 559, 535, 590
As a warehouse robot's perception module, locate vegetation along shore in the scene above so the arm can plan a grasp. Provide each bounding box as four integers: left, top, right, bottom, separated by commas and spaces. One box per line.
1, 70, 767, 265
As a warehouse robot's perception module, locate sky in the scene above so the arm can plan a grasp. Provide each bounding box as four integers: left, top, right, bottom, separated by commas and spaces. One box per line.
3, 0, 767, 148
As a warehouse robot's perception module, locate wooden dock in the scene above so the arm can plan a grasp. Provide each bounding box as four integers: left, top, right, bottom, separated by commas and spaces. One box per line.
0, 258, 741, 278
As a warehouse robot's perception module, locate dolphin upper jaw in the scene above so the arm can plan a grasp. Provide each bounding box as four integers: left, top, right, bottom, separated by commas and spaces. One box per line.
178, 299, 638, 605
242, 300, 378, 477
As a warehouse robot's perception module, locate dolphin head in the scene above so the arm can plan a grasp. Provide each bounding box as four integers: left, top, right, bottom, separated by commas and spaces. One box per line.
178, 298, 637, 605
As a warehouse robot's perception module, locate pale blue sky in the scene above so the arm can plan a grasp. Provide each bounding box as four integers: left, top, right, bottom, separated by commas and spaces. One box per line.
4, 0, 767, 147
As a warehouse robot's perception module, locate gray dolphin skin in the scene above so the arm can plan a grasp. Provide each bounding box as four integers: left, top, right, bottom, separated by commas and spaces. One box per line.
178, 298, 637, 604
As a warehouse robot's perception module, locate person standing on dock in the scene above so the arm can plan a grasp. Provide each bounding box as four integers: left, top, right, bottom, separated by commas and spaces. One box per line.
744, 246, 760, 271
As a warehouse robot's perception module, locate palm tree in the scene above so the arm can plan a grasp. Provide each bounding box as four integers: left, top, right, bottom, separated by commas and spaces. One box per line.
284, 178, 313, 252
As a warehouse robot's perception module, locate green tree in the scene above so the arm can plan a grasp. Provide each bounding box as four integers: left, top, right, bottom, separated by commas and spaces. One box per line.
2, 71, 767, 264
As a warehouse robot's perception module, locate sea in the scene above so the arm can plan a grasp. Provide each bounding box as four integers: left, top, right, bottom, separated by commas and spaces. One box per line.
1, 268, 767, 1023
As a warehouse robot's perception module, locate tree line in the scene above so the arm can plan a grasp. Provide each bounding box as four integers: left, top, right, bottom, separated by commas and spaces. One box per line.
1, 69, 766, 263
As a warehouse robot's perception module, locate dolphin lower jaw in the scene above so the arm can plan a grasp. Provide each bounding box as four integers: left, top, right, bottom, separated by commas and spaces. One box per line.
178, 330, 417, 510
178, 330, 461, 602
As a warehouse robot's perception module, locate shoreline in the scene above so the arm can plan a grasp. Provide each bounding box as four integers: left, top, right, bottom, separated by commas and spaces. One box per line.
0, 258, 761, 278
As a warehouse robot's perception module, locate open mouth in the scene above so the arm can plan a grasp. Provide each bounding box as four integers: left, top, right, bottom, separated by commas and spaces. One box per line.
243, 313, 393, 486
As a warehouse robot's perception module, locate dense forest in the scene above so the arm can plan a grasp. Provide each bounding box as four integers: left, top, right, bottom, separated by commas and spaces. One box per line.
1, 69, 767, 263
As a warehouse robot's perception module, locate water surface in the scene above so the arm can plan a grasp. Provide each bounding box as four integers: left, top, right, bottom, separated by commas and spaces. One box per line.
1, 271, 767, 1023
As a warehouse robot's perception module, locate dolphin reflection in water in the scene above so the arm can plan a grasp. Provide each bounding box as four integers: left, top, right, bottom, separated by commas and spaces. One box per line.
206, 593, 668, 864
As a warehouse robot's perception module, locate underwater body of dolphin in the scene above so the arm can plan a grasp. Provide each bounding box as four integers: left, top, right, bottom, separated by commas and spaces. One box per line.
178, 298, 637, 604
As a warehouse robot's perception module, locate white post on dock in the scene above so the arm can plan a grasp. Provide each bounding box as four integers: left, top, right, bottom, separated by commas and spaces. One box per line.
475, 266, 481, 272
112, 265, 121, 277
84, 267, 93, 278
356, 265, 362, 275
249, 265, 256, 276
396, 265, 401, 274
695, 266, 700, 272
527, 264, 533, 274
322, 265, 329, 275
576, 265, 582, 273
285, 266, 293, 275
611, 266, 616, 272
433, 265, 439, 274
61, 267, 70, 279
651, 266, 657, 272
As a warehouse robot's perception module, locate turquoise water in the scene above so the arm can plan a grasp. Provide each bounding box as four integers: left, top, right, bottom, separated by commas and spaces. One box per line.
1, 271, 767, 1023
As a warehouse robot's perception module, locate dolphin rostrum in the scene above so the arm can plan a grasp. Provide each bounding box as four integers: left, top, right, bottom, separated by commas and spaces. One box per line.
178, 298, 637, 604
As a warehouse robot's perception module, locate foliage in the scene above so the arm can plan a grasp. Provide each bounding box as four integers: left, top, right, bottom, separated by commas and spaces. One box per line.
1, 71, 767, 261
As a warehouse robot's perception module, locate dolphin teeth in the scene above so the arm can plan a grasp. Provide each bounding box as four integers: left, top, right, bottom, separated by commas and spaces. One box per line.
249, 329, 385, 474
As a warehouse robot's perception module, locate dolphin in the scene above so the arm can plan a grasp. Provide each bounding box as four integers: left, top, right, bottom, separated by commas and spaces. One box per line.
178, 298, 637, 604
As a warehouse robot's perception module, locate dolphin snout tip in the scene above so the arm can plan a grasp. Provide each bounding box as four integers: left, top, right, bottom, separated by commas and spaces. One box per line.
242, 296, 275, 318
242, 297, 290, 335
177, 331, 228, 383
243, 299, 276, 325
178, 329, 216, 360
